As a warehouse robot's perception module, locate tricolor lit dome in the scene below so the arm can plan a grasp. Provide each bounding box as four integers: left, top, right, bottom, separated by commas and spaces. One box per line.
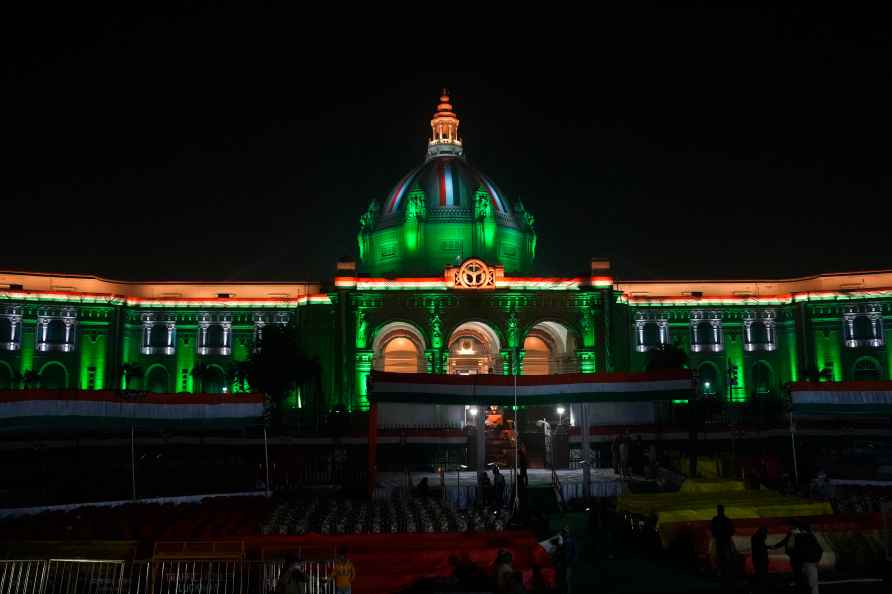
357, 92, 536, 275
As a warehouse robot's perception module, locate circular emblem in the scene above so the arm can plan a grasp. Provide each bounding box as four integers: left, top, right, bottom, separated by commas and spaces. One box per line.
458, 259, 489, 288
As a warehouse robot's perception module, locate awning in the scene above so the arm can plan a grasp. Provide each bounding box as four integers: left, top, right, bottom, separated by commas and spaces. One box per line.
790, 381, 892, 415
0, 390, 265, 432
369, 369, 693, 405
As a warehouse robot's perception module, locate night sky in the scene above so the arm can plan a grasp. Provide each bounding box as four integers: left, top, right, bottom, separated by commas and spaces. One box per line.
5, 6, 892, 283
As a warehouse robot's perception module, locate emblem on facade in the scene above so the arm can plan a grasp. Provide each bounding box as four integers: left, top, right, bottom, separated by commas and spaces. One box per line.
453, 258, 496, 289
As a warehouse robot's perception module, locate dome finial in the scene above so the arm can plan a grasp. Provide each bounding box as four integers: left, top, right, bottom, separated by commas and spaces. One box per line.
428, 90, 463, 159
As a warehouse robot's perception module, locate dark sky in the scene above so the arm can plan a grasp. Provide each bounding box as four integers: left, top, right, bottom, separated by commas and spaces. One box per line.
5, 6, 892, 282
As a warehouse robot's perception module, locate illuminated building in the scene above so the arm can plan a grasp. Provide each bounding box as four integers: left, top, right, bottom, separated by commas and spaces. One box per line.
2, 92, 891, 417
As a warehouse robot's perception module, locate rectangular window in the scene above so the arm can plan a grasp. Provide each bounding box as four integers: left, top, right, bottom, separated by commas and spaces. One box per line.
380, 243, 397, 258
440, 240, 462, 252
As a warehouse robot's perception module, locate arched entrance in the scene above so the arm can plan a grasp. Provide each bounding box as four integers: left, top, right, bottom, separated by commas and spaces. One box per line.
447, 321, 501, 375
697, 362, 719, 397
373, 322, 426, 373
852, 357, 883, 381
203, 365, 227, 394
39, 362, 68, 390
0, 361, 13, 389
145, 365, 170, 394
522, 321, 578, 375
751, 361, 774, 395
520, 322, 578, 453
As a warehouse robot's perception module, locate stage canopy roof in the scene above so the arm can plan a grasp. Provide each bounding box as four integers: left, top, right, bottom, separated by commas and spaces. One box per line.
368, 370, 693, 405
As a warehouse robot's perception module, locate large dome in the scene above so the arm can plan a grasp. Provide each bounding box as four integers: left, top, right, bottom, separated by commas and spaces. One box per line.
357, 93, 536, 276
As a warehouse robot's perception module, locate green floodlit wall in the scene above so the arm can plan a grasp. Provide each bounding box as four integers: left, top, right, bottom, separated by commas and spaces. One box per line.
813, 324, 843, 381
78, 333, 107, 390
361, 221, 533, 276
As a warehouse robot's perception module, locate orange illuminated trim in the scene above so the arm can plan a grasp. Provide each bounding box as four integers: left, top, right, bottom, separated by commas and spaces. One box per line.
335, 276, 615, 291
497, 277, 584, 290
622, 289, 892, 306
0, 289, 331, 308
355, 278, 449, 290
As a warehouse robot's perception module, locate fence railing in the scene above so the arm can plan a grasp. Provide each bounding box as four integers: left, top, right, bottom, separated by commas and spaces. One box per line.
0, 559, 336, 594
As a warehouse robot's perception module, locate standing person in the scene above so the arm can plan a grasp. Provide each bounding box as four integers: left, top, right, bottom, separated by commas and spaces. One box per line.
537, 419, 553, 469
518, 442, 529, 490
276, 554, 308, 594
493, 466, 507, 509
478, 471, 493, 507
647, 441, 658, 479
493, 549, 514, 593
559, 527, 577, 594
710, 505, 736, 587
611, 434, 620, 475
750, 526, 771, 590
631, 435, 644, 476
618, 432, 630, 479
775, 521, 822, 594
330, 546, 356, 594
551, 536, 568, 594
797, 525, 823, 594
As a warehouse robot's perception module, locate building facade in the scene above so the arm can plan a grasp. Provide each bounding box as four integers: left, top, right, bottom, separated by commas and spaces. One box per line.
2, 94, 891, 420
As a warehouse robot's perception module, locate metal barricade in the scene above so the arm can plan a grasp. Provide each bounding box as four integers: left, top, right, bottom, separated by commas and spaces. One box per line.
0, 560, 48, 594
0, 559, 336, 594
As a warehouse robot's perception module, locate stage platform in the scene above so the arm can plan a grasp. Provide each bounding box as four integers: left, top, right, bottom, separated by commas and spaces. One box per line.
375, 468, 630, 507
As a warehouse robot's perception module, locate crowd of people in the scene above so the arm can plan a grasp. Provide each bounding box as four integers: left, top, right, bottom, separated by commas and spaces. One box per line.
610, 431, 659, 479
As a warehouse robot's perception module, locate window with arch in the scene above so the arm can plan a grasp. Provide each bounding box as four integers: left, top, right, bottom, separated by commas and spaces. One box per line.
197, 313, 232, 356
634, 312, 669, 352
842, 303, 885, 348
852, 357, 883, 381
744, 310, 777, 352
1, 306, 22, 351
689, 311, 723, 353
141, 312, 176, 355
36, 308, 77, 353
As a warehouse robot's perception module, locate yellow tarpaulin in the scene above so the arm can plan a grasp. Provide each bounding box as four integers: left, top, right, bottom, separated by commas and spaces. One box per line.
618, 480, 833, 526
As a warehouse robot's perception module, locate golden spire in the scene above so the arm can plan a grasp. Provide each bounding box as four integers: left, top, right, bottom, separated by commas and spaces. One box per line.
428, 90, 463, 159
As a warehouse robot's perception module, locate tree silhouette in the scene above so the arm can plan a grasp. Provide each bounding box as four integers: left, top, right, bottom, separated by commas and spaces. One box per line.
247, 321, 318, 430
22, 369, 41, 390
191, 362, 209, 394
231, 361, 251, 393
645, 343, 689, 371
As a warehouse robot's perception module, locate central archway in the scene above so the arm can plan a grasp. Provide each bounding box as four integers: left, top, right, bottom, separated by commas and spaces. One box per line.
447, 321, 502, 375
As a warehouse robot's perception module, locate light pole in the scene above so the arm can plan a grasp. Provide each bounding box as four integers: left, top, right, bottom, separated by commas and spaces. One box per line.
556, 406, 565, 427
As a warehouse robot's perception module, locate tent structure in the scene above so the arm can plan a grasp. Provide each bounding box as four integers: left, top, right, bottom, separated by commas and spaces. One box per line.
366, 369, 694, 495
